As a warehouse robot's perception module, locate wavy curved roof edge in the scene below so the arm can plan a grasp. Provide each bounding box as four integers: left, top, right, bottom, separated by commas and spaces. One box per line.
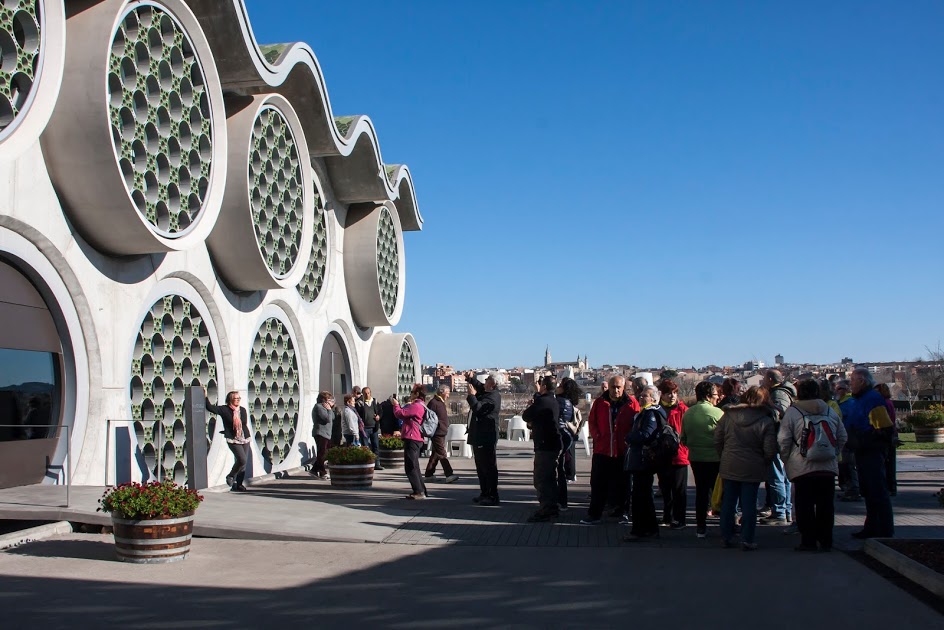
188, 0, 423, 231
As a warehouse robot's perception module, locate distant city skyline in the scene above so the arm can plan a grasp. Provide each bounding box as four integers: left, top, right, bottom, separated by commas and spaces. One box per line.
245, 1, 944, 369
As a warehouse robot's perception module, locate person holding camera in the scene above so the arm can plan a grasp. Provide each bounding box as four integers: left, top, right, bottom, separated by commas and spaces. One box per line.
466, 371, 502, 506
392, 384, 431, 500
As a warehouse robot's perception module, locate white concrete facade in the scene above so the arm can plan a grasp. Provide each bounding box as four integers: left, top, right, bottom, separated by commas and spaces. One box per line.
0, 0, 422, 487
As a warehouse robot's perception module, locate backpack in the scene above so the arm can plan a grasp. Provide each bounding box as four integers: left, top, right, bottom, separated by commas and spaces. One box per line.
795, 408, 838, 462
420, 404, 439, 438
643, 415, 680, 469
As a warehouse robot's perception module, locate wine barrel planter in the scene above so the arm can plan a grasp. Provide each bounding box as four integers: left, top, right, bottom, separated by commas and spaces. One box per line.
914, 427, 944, 443
328, 463, 375, 488
379, 448, 404, 469
111, 512, 194, 564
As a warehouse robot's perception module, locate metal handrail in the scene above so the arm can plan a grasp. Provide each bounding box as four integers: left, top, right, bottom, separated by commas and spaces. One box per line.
0, 423, 70, 507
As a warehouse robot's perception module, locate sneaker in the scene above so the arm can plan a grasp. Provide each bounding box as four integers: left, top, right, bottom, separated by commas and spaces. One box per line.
478, 497, 500, 506
375, 465, 385, 471
617, 514, 631, 525
405, 493, 427, 500
839, 493, 863, 502
567, 477, 577, 484
757, 508, 773, 518
760, 515, 788, 526
669, 522, 687, 531
696, 528, 707, 539
783, 524, 799, 535
424, 474, 435, 480
741, 542, 758, 551
579, 517, 602, 525
226, 475, 235, 486
444, 475, 459, 484
472, 495, 484, 504
559, 505, 570, 513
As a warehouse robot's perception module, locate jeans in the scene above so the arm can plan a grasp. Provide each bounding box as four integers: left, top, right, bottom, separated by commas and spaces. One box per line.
364, 426, 380, 457
534, 449, 560, 510
588, 454, 626, 519
630, 471, 657, 535
658, 464, 688, 525
227, 441, 250, 485
690, 461, 720, 530
404, 439, 427, 496
766, 454, 792, 518
856, 447, 895, 537
473, 442, 499, 499
557, 430, 574, 507
343, 433, 360, 447
425, 434, 454, 476
840, 446, 859, 496
721, 479, 759, 544
794, 474, 836, 549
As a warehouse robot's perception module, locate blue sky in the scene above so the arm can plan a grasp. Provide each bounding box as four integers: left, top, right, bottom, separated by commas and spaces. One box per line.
244, 0, 944, 370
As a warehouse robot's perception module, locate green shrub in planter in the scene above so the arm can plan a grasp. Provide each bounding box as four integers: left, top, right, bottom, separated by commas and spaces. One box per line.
98, 481, 204, 519
379, 435, 404, 450
908, 405, 944, 429
326, 446, 376, 465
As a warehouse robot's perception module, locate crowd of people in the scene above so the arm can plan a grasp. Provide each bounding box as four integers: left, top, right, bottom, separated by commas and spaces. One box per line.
561, 367, 896, 550
209, 365, 898, 550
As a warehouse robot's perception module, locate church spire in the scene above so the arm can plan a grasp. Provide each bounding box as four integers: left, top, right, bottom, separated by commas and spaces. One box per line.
544, 346, 551, 367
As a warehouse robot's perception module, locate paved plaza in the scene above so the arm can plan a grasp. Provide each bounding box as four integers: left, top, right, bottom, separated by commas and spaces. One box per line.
0, 443, 942, 627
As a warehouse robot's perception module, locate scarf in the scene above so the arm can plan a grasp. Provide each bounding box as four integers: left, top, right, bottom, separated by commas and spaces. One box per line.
229, 404, 243, 439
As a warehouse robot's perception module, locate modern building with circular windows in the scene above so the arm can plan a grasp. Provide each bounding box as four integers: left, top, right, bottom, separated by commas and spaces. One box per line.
0, 0, 423, 489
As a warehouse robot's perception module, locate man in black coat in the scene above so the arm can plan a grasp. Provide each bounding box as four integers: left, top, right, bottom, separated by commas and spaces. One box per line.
523, 375, 562, 521
466, 371, 501, 505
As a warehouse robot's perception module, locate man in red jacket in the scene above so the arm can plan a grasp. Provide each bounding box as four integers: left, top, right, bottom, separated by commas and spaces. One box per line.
580, 376, 639, 525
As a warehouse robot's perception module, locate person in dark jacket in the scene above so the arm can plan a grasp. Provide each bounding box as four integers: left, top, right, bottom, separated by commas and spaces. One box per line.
357, 387, 384, 470
556, 377, 583, 510
715, 386, 779, 550
846, 368, 895, 539
466, 371, 501, 505
310, 390, 335, 479
379, 397, 399, 435
718, 378, 742, 409
205, 389, 252, 492
424, 385, 458, 482
623, 385, 666, 541
523, 375, 562, 522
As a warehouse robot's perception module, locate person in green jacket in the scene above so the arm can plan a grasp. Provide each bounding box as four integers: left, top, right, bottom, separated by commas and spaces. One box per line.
681, 381, 724, 538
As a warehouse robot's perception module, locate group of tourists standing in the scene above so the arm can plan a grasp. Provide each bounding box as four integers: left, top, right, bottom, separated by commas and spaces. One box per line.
563, 367, 895, 550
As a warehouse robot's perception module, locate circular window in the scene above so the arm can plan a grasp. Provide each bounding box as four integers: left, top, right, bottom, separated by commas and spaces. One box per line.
396, 338, 415, 402
249, 317, 299, 466
130, 294, 219, 484
107, 3, 212, 235
0, 0, 42, 134
376, 206, 399, 319
249, 105, 303, 279
296, 191, 327, 303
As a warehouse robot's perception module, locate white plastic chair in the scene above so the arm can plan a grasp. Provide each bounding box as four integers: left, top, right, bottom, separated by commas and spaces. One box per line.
507, 416, 530, 441
577, 422, 591, 457
446, 424, 472, 458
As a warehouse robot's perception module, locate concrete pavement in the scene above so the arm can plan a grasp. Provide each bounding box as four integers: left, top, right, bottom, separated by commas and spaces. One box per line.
0, 444, 942, 626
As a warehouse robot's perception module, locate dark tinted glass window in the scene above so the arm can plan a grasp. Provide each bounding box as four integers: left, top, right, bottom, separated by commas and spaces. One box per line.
0, 349, 58, 441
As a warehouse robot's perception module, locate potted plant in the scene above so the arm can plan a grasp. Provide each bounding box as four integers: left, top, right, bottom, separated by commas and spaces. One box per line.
908, 405, 944, 443
98, 481, 204, 564
325, 446, 376, 488
378, 435, 405, 469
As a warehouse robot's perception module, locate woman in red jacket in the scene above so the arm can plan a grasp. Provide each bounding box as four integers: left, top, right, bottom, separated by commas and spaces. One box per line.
392, 383, 430, 500
658, 379, 689, 528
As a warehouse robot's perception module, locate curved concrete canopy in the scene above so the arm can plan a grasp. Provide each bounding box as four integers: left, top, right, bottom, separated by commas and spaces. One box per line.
187, 0, 423, 231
